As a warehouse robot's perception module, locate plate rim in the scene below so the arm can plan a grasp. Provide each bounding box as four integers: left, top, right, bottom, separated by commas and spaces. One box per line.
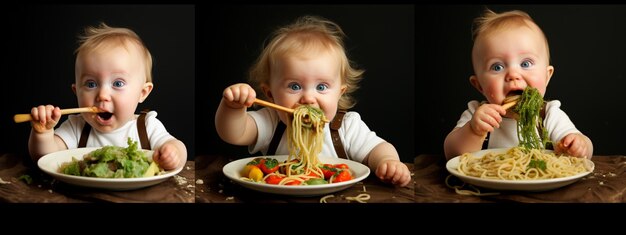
222, 155, 370, 195
37, 147, 184, 189
446, 148, 594, 189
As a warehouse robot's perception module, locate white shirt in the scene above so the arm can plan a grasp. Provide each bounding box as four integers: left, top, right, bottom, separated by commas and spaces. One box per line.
55, 111, 174, 150
248, 108, 385, 163
455, 100, 581, 148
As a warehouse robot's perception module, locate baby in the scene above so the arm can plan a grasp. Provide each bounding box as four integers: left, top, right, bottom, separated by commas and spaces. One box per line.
444, 9, 593, 160
215, 16, 411, 186
28, 23, 186, 170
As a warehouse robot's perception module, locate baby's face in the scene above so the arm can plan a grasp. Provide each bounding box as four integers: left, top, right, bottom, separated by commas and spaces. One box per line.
471, 24, 553, 106
73, 43, 150, 133
266, 50, 344, 124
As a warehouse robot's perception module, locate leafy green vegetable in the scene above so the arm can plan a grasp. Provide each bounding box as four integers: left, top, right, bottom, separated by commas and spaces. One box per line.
59, 138, 155, 178
528, 159, 547, 171
513, 87, 551, 150
263, 158, 278, 169
304, 178, 328, 185
18, 174, 32, 184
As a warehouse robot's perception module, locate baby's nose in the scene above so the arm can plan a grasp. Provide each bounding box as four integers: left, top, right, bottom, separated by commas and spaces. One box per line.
299, 92, 316, 104
96, 87, 111, 101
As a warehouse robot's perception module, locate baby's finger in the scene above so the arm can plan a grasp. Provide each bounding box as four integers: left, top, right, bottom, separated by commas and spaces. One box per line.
377, 164, 388, 179
385, 164, 398, 181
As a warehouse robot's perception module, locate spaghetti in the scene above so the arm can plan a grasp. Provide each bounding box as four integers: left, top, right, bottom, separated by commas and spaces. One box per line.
457, 147, 589, 180
282, 105, 326, 181
240, 105, 353, 185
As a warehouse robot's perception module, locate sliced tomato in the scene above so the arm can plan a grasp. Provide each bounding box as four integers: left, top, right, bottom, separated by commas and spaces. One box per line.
265, 174, 284, 185
333, 163, 349, 170
285, 180, 302, 186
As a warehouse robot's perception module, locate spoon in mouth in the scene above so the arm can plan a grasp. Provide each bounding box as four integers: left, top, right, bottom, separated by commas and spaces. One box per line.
502, 95, 521, 110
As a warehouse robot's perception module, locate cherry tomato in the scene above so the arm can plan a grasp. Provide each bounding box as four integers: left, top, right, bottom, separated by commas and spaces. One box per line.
265, 174, 284, 185
332, 170, 352, 183
320, 164, 337, 180
259, 158, 279, 174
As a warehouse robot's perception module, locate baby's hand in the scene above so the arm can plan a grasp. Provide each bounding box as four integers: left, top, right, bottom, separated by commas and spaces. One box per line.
30, 105, 62, 134
153, 142, 181, 170
469, 104, 506, 136
555, 133, 591, 159
375, 159, 411, 187
222, 83, 256, 109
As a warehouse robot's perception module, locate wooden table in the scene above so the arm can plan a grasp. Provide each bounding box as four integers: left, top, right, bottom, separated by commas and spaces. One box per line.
195, 155, 415, 203
414, 154, 626, 202
0, 153, 195, 203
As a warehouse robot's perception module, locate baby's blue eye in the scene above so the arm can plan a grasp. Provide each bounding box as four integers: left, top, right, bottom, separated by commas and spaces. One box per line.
491, 63, 504, 72
113, 80, 125, 88
288, 83, 301, 91
316, 84, 328, 91
86, 81, 97, 88
521, 60, 533, 68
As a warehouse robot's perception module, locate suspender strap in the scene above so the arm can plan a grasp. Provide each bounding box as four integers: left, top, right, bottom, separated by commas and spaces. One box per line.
137, 111, 150, 150
77, 111, 151, 149
330, 110, 348, 159
267, 121, 286, 155
78, 123, 91, 148
481, 132, 490, 150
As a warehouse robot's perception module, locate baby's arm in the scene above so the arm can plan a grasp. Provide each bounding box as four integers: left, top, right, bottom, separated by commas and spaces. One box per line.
443, 103, 506, 160
153, 138, 187, 170
554, 133, 593, 159
215, 83, 259, 146
365, 142, 411, 187
28, 105, 68, 161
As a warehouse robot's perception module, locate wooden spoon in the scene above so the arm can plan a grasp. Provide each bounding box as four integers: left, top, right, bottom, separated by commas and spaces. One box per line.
253, 99, 329, 123
14, 107, 101, 123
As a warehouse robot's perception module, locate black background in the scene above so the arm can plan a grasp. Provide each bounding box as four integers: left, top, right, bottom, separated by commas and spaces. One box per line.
418, 5, 625, 156
196, 5, 416, 162
0, 5, 195, 158
2, 4, 625, 167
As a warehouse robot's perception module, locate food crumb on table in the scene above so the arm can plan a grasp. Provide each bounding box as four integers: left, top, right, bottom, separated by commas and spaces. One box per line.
174, 175, 188, 185
0, 177, 10, 184
195, 179, 204, 184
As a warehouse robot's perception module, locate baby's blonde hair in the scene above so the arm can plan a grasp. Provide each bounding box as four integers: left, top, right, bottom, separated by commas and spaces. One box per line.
249, 15, 364, 110
472, 9, 550, 62
75, 23, 153, 83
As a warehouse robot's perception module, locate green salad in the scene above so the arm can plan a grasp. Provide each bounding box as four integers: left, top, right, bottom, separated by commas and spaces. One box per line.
59, 138, 161, 178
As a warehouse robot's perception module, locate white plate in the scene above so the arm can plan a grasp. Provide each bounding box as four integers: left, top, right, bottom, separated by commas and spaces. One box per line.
223, 155, 370, 196
38, 147, 184, 191
446, 148, 594, 191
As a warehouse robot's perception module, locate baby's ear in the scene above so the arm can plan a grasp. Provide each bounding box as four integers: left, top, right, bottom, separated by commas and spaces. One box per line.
261, 84, 273, 101
340, 85, 347, 95
469, 75, 483, 93
139, 82, 154, 103
546, 65, 554, 86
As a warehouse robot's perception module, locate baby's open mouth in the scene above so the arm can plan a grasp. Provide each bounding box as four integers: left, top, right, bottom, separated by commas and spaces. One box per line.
98, 112, 113, 120
507, 90, 523, 97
